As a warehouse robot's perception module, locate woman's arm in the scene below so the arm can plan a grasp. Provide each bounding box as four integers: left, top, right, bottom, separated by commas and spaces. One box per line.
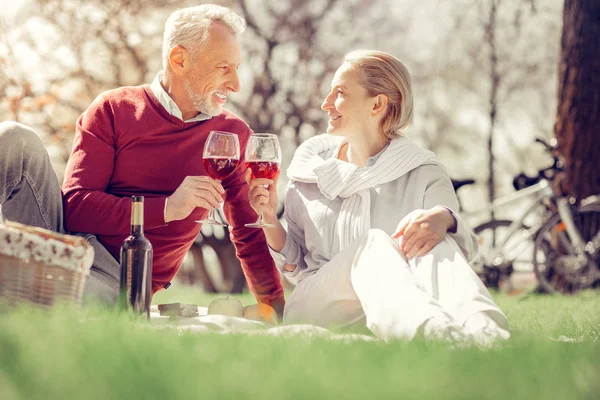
392, 206, 456, 258
246, 169, 287, 251
392, 164, 478, 261
420, 168, 478, 261
246, 172, 309, 276
261, 218, 287, 253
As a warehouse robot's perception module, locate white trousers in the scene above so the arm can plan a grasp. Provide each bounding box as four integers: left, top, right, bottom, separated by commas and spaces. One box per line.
283, 229, 508, 340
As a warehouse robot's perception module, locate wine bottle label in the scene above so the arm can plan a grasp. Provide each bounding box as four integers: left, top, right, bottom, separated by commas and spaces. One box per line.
131, 202, 143, 226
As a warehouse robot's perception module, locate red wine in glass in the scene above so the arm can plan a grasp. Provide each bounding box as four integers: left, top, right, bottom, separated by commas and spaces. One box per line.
245, 161, 280, 180
244, 133, 281, 229
197, 131, 240, 226
203, 157, 240, 180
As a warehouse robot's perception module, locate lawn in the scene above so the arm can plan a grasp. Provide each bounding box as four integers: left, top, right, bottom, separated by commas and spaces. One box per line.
0, 287, 599, 400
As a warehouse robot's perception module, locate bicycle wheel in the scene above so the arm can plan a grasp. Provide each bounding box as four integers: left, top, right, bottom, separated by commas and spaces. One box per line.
473, 220, 534, 273
533, 203, 600, 294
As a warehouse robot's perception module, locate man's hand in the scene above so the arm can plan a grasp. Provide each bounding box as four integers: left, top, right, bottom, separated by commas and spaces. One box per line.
392, 206, 456, 259
270, 297, 286, 321
165, 176, 225, 223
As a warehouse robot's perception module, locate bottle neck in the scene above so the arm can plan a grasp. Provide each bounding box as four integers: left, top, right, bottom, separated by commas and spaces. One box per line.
130, 201, 144, 235
131, 224, 143, 235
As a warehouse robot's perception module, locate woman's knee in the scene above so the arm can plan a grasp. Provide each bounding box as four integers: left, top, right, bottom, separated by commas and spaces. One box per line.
364, 228, 392, 242
416, 236, 470, 270
361, 228, 402, 252
354, 228, 407, 263
433, 236, 464, 257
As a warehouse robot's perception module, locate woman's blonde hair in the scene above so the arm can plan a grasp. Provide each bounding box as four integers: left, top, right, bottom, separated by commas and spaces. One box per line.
344, 50, 413, 140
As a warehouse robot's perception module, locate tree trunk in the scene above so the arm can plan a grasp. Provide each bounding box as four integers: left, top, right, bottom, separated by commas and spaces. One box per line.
554, 0, 600, 199
485, 0, 501, 223
548, 0, 600, 292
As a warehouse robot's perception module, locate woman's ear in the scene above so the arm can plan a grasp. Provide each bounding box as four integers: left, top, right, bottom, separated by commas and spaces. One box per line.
371, 94, 388, 116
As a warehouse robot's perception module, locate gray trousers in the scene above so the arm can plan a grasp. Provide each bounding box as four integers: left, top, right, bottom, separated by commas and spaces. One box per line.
0, 121, 120, 305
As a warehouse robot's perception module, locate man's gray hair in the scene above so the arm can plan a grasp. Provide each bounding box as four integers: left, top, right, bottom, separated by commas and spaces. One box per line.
162, 4, 246, 69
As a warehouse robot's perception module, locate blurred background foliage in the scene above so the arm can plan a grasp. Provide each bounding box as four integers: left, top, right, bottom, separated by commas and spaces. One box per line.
0, 0, 564, 291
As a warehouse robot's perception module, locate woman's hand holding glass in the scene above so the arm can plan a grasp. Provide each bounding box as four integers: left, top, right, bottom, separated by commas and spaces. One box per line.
245, 169, 280, 226
244, 134, 281, 228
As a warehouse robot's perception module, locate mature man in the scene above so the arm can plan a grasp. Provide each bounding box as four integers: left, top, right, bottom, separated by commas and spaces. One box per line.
0, 5, 285, 315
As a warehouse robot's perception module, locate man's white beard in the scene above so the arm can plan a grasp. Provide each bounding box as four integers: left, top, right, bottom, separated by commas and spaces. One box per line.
184, 79, 222, 117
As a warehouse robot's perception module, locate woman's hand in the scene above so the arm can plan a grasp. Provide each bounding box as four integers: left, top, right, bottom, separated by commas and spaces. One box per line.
245, 169, 279, 225
392, 206, 456, 259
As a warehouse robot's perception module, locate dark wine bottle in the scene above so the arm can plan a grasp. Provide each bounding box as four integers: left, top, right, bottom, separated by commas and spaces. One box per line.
119, 196, 153, 318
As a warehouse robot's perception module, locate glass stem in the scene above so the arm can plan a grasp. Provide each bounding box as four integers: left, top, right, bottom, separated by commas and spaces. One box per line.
258, 184, 268, 225
209, 179, 221, 222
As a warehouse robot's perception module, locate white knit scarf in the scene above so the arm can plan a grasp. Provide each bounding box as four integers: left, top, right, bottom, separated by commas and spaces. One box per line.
287, 134, 436, 250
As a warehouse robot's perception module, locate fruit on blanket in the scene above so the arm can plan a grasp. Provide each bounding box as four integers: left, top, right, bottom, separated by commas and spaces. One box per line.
207, 296, 243, 317
243, 303, 278, 325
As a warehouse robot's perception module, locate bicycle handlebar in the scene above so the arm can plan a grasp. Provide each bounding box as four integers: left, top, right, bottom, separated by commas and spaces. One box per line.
513, 137, 563, 191
451, 178, 476, 192
535, 137, 559, 152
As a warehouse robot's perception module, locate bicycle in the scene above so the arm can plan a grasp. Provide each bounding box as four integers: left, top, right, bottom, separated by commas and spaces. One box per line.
452, 175, 540, 291
458, 138, 600, 294
450, 176, 536, 290
451, 178, 475, 213
533, 194, 600, 294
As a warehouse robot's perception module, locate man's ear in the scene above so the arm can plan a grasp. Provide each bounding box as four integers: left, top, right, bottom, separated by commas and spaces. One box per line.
169, 45, 190, 75
371, 94, 388, 116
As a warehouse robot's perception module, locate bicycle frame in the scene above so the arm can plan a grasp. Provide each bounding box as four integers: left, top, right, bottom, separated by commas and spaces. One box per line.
553, 196, 600, 275
556, 197, 587, 256
467, 180, 553, 216
466, 180, 555, 266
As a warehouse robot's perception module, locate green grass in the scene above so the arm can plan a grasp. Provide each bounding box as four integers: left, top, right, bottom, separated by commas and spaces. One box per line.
1, 288, 599, 400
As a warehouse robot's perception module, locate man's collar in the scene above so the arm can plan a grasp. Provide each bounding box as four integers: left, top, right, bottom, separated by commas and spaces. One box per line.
150, 71, 212, 123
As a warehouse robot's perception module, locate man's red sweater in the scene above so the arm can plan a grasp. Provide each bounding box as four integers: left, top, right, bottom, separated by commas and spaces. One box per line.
61, 85, 284, 308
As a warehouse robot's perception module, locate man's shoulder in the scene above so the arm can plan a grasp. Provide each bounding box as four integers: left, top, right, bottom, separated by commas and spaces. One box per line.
211, 109, 252, 136
83, 85, 154, 121
97, 85, 150, 105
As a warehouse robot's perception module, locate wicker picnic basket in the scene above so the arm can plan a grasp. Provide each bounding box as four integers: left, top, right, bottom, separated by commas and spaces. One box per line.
0, 221, 94, 309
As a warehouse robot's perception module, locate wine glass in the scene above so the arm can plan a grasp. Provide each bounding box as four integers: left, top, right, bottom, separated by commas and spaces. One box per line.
197, 131, 240, 226
245, 133, 281, 229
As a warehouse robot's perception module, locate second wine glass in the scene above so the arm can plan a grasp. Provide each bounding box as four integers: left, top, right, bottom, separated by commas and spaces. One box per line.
245, 133, 281, 229
197, 130, 240, 226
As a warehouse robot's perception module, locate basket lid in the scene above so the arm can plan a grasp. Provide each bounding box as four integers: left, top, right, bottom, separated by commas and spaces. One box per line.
0, 221, 94, 274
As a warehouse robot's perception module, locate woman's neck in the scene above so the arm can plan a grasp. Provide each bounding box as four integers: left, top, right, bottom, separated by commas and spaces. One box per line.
338, 133, 388, 167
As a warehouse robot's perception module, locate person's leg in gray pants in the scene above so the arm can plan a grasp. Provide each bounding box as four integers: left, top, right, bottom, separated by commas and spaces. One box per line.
0, 121, 120, 304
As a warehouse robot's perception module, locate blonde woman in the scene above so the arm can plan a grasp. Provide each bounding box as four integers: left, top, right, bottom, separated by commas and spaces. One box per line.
247, 50, 509, 345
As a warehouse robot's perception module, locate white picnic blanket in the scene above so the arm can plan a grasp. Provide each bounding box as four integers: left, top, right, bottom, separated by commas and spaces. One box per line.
148, 306, 375, 342
148, 306, 583, 344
